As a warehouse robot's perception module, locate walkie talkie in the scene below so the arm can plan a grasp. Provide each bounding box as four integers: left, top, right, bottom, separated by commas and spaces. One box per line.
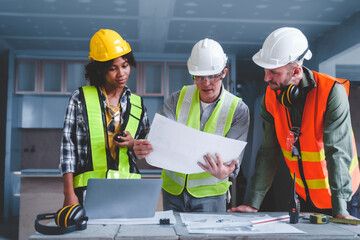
289, 172, 300, 224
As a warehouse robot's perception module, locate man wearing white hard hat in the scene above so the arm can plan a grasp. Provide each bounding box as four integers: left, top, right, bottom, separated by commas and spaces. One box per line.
229, 27, 360, 220
134, 38, 250, 212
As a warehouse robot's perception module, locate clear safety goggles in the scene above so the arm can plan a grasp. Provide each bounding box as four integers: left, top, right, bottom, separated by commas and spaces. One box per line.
192, 71, 223, 84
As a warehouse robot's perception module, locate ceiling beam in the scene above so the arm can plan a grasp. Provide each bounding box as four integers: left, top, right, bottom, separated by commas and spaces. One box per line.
0, 12, 339, 26
138, 0, 176, 52
170, 17, 339, 26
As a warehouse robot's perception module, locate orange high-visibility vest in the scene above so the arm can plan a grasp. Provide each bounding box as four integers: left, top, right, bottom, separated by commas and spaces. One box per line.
265, 70, 360, 209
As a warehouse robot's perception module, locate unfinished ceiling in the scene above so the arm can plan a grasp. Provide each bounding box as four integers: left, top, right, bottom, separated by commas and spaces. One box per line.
1, 0, 360, 59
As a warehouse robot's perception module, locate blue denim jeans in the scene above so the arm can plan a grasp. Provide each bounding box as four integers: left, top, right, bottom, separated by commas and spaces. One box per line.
347, 189, 359, 218
162, 188, 226, 212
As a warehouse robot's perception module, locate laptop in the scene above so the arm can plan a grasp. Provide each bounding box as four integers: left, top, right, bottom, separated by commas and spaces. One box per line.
84, 178, 162, 219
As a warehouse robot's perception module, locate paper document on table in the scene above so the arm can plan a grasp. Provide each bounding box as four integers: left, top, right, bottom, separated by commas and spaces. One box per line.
146, 113, 247, 174
180, 213, 305, 235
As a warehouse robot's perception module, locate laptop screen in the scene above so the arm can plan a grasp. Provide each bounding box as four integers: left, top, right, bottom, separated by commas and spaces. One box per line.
84, 178, 162, 219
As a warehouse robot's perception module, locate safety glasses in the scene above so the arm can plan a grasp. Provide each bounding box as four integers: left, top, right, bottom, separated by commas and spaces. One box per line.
192, 72, 223, 84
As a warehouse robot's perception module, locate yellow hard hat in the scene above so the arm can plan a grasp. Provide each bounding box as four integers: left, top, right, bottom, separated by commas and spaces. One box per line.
88, 29, 132, 62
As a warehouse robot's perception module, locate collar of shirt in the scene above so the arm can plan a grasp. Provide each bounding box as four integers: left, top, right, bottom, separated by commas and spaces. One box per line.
98, 85, 131, 104
98, 85, 132, 123
300, 66, 316, 96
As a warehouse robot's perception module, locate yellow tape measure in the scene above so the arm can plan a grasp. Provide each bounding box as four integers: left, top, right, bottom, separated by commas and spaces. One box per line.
310, 214, 360, 225
329, 217, 360, 225
310, 214, 329, 224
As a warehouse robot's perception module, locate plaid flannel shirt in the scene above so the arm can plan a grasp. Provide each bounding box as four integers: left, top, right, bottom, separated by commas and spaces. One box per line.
59, 86, 150, 175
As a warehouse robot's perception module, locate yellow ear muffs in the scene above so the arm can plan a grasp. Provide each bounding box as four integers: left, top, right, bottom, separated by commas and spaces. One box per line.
277, 84, 301, 107
35, 204, 88, 235
56, 204, 82, 228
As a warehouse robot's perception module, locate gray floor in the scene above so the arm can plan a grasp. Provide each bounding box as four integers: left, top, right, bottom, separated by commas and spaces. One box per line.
19, 177, 64, 240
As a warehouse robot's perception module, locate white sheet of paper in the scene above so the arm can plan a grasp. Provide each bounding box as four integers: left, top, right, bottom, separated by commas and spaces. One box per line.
146, 114, 247, 174
180, 213, 305, 235
186, 222, 305, 235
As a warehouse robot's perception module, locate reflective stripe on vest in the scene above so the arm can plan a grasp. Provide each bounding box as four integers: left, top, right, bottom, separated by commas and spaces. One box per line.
162, 85, 240, 198
73, 86, 142, 189
118, 93, 142, 175
265, 71, 360, 209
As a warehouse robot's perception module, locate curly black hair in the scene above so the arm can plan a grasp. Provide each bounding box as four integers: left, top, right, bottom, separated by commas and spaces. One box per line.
85, 51, 137, 87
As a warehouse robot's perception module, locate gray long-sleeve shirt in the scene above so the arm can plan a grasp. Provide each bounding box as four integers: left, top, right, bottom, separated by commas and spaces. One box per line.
246, 67, 355, 216
158, 85, 250, 179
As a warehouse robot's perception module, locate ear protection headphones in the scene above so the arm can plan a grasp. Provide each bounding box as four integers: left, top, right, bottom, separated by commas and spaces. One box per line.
276, 84, 301, 107
35, 204, 88, 235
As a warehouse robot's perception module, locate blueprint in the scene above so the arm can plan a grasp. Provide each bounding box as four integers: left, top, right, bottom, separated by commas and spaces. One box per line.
180, 213, 305, 234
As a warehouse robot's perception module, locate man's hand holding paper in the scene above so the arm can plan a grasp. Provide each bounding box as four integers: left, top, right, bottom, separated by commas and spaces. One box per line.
134, 114, 247, 175
198, 153, 238, 179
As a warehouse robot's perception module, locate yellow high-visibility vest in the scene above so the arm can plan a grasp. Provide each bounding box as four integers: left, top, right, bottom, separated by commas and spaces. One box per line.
161, 85, 240, 198
73, 86, 142, 189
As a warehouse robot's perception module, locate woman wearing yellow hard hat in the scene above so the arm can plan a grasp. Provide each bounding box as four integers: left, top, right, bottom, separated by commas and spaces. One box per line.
60, 29, 150, 206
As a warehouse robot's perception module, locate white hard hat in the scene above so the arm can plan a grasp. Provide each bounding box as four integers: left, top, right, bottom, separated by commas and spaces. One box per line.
252, 27, 312, 69
187, 38, 228, 76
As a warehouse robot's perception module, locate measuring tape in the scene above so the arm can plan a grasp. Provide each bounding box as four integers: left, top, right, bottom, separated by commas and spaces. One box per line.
310, 214, 360, 225
309, 214, 329, 224
329, 217, 360, 225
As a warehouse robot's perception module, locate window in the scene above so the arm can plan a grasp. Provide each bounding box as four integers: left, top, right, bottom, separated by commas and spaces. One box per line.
15, 60, 166, 96
15, 59, 234, 96
167, 63, 192, 97
66, 62, 87, 93
16, 60, 37, 92
127, 67, 137, 93
43, 61, 62, 92
15, 59, 88, 94
133, 63, 164, 96
144, 64, 163, 95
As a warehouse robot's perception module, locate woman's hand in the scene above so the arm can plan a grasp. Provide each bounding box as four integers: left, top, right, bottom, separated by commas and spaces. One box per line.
63, 173, 79, 207
63, 191, 79, 207
113, 131, 135, 150
133, 139, 153, 158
